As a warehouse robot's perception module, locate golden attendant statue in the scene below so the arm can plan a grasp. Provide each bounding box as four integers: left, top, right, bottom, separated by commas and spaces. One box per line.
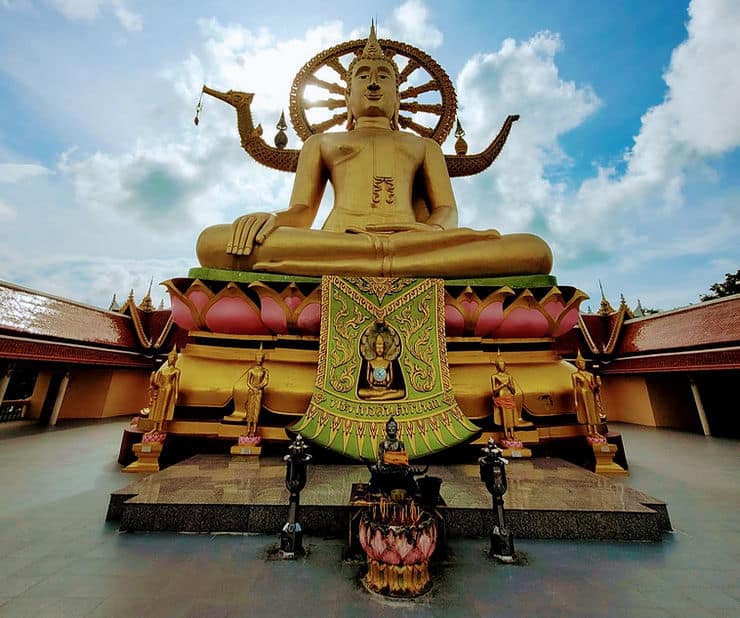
148, 348, 180, 432
490, 353, 533, 441
571, 351, 602, 436
224, 348, 269, 436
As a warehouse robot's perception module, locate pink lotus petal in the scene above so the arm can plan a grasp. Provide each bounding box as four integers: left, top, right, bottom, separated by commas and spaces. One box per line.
474, 302, 504, 337
259, 297, 288, 334
169, 295, 198, 331
544, 301, 564, 319
370, 528, 386, 559
296, 303, 321, 335
554, 308, 580, 337
394, 534, 413, 561
460, 299, 479, 318
187, 290, 210, 314
403, 547, 423, 565
444, 305, 465, 337
380, 548, 402, 566
284, 296, 302, 311
205, 297, 271, 335
495, 307, 549, 338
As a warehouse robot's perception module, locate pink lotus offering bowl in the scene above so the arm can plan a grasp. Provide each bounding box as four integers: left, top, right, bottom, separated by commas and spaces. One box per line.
237, 435, 262, 446
358, 505, 437, 597
587, 434, 608, 445
142, 431, 167, 443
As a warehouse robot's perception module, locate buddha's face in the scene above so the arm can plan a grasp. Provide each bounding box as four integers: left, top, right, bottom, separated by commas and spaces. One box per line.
347, 58, 398, 120
496, 358, 505, 372
387, 419, 397, 438
576, 357, 585, 370
167, 350, 177, 365
374, 336, 385, 357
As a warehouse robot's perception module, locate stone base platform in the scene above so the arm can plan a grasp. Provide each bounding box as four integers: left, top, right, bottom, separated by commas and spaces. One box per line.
106, 455, 670, 541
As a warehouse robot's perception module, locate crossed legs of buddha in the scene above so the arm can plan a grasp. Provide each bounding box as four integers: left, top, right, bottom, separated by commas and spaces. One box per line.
196, 226, 553, 277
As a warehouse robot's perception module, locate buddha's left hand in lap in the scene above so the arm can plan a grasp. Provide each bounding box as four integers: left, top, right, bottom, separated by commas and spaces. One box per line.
350, 222, 443, 234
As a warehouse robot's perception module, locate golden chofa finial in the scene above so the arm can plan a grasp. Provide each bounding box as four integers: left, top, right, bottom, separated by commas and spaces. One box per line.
597, 280, 615, 315
139, 278, 155, 312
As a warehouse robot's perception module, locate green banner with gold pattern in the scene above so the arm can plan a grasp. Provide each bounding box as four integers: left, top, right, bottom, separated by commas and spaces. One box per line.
290, 276, 480, 460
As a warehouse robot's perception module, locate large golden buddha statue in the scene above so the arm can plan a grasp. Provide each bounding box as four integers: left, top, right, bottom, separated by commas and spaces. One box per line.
196, 25, 552, 278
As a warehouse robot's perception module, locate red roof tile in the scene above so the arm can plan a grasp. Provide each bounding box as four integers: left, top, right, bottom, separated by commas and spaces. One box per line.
617, 295, 740, 354
0, 281, 138, 349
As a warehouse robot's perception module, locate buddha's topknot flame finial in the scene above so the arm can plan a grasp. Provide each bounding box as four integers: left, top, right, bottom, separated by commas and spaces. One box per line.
361, 20, 386, 60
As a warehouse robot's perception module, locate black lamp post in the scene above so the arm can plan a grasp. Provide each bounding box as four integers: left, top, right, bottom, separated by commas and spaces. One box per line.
280, 434, 312, 559
479, 437, 515, 563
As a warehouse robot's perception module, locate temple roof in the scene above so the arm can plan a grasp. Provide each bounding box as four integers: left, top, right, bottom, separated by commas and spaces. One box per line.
617, 295, 740, 354
0, 280, 184, 367
557, 294, 740, 374
0, 281, 138, 349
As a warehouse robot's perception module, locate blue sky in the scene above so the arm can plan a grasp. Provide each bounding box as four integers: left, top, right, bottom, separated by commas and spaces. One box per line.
0, 0, 738, 312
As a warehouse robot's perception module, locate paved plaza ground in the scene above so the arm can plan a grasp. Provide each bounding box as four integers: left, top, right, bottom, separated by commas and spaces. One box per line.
0, 419, 738, 617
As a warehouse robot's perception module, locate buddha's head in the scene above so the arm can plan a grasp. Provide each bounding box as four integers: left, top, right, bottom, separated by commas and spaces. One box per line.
346, 23, 400, 129
167, 347, 178, 366
575, 350, 586, 370
495, 352, 506, 372
386, 416, 398, 439
374, 333, 386, 357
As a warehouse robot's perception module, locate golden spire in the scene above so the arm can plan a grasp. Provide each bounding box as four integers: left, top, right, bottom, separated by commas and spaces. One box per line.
597, 280, 615, 315
138, 278, 155, 312
361, 20, 386, 60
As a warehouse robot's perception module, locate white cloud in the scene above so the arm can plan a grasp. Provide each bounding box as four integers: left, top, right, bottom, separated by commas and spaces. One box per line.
556, 0, 740, 255
0, 244, 189, 308
393, 0, 443, 49
455, 32, 601, 233
58, 18, 354, 240
0, 163, 52, 183
46, 0, 141, 31
111, 0, 141, 32
4, 0, 737, 312
0, 200, 16, 219
47, 0, 99, 21
450, 0, 739, 309
0, 0, 33, 9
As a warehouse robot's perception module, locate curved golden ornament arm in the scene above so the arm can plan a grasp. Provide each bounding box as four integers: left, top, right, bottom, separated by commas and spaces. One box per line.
444, 114, 519, 178
203, 85, 518, 178
202, 85, 300, 173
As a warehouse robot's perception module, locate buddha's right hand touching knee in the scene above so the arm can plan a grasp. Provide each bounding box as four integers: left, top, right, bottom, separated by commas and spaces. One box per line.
227, 213, 277, 256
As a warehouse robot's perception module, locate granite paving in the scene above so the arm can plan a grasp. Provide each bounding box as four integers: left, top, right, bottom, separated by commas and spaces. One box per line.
109, 454, 668, 540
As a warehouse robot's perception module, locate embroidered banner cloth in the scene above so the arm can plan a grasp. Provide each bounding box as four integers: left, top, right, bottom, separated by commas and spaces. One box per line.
290, 276, 480, 460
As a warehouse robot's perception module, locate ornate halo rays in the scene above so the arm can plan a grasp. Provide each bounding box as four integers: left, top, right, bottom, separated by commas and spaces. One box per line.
289, 38, 457, 145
